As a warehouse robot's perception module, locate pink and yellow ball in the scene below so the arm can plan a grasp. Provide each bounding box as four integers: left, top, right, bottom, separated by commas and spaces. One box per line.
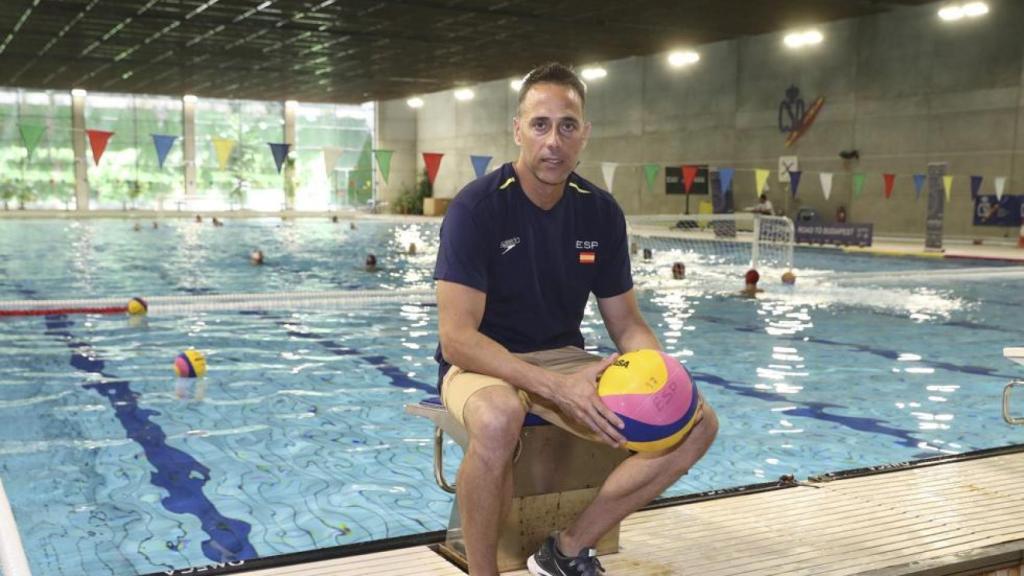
173, 350, 207, 378
598, 349, 700, 452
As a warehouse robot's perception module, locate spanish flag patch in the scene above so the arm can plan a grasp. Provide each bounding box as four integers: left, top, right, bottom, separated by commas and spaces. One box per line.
579, 251, 596, 264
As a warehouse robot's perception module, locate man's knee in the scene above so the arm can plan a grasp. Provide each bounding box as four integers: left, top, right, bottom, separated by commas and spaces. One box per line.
463, 388, 526, 457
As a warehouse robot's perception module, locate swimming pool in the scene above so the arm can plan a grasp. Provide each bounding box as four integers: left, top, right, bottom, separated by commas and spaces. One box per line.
0, 218, 1022, 576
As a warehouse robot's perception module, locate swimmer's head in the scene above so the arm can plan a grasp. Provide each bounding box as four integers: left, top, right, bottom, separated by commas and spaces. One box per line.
744, 269, 760, 286
642, 248, 652, 260
781, 271, 796, 285
672, 262, 686, 280
365, 253, 378, 271
250, 249, 264, 265
408, 242, 417, 255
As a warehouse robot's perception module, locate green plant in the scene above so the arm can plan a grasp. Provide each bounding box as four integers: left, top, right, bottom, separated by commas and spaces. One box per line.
392, 168, 432, 215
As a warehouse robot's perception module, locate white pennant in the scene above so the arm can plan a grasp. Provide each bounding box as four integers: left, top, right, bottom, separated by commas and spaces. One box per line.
322, 147, 343, 178
995, 176, 1006, 200
601, 162, 618, 194
819, 172, 833, 201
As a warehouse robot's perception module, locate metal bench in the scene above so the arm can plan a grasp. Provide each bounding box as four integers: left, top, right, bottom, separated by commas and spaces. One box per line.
406, 396, 628, 572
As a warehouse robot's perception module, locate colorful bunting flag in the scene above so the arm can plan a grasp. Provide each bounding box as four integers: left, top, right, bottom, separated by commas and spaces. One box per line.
819, 172, 833, 201
422, 152, 444, 185
995, 176, 1006, 200
18, 123, 45, 159
969, 175, 983, 199
788, 170, 802, 197
852, 172, 865, 197
942, 175, 953, 202
643, 164, 660, 192
912, 174, 926, 200
754, 169, 769, 195
470, 155, 492, 179
373, 149, 394, 184
602, 162, 618, 193
151, 134, 177, 169
719, 168, 735, 197
323, 147, 342, 178
86, 129, 114, 166
212, 137, 236, 170
681, 165, 699, 194
268, 143, 290, 174
883, 173, 895, 199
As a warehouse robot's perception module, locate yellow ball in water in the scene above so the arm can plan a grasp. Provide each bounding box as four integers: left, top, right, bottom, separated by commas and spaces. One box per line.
127, 297, 148, 315
173, 350, 207, 378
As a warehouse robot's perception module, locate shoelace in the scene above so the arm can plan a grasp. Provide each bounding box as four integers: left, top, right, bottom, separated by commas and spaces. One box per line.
568, 549, 605, 576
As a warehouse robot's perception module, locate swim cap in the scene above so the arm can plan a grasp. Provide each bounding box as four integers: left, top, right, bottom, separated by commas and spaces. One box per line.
745, 269, 760, 284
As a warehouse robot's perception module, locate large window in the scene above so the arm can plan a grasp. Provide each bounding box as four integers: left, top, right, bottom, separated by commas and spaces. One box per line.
294, 102, 374, 210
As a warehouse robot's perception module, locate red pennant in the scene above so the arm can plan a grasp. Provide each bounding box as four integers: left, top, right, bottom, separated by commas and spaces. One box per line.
86, 130, 114, 166
682, 165, 699, 194
422, 152, 444, 185
883, 173, 895, 199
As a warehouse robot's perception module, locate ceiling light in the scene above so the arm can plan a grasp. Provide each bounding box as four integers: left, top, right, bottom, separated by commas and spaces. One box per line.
71, 88, 87, 97
667, 50, 700, 68
510, 79, 523, 91
183, 94, 197, 103
454, 88, 475, 101
580, 67, 607, 80
406, 97, 423, 109
783, 29, 824, 48
938, 5, 964, 20
962, 2, 989, 16
284, 99, 298, 109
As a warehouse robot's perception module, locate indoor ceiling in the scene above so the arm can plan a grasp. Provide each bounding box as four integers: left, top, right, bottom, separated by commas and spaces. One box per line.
0, 0, 938, 104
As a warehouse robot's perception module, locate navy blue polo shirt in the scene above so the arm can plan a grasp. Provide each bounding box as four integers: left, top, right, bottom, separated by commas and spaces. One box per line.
433, 162, 633, 385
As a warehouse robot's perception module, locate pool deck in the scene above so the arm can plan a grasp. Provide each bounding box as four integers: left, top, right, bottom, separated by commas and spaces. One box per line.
842, 237, 1024, 263
229, 448, 1024, 576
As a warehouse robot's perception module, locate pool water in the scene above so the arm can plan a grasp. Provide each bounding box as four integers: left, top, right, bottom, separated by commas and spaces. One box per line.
0, 218, 1022, 576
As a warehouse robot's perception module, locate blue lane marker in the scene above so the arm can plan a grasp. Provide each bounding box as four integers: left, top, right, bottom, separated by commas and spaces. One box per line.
40, 314, 257, 564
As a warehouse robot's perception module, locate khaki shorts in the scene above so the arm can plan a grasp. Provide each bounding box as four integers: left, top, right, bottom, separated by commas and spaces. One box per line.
441, 346, 604, 441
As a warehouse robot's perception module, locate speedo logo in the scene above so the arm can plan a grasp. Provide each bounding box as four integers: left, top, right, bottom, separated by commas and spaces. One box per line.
499, 236, 520, 255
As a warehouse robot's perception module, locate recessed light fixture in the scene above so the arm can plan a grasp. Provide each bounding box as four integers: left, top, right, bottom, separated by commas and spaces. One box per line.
667, 50, 700, 68
940, 1, 988, 20
580, 67, 607, 80
406, 97, 424, 109
71, 88, 87, 97
183, 94, 197, 103
453, 88, 475, 101
783, 29, 824, 48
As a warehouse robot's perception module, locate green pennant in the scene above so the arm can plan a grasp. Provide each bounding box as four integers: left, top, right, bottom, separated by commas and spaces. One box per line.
852, 172, 865, 197
373, 149, 394, 184
643, 164, 660, 192
18, 123, 45, 159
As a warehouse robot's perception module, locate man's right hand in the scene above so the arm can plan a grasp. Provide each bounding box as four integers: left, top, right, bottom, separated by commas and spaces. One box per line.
549, 355, 627, 448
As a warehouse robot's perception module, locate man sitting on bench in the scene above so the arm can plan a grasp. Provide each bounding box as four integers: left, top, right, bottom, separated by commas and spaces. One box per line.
433, 62, 719, 576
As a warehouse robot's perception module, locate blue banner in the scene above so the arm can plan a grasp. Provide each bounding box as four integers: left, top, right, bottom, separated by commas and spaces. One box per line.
151, 134, 177, 169
269, 142, 290, 174
470, 155, 492, 179
718, 167, 734, 195
973, 195, 1021, 227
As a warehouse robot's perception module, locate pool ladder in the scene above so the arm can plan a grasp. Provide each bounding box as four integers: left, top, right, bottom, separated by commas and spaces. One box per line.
1004, 348, 1024, 425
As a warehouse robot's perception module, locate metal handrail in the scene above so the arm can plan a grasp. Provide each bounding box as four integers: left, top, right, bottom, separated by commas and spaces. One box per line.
1004, 379, 1024, 425
0, 477, 33, 576
431, 427, 523, 495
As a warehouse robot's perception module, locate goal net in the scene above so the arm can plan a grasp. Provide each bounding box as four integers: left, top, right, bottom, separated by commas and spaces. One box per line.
626, 213, 795, 287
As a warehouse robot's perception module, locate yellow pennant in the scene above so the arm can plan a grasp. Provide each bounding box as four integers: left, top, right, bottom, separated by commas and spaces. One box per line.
754, 169, 770, 195
942, 175, 953, 203
212, 137, 237, 170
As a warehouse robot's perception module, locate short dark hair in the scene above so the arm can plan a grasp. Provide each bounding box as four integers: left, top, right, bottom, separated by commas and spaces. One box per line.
516, 62, 586, 113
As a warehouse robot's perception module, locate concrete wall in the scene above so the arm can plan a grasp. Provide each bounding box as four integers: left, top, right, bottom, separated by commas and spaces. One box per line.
377, 0, 1024, 239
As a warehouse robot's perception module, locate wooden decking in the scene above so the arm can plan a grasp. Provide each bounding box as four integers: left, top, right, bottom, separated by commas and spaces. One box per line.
239, 450, 1024, 576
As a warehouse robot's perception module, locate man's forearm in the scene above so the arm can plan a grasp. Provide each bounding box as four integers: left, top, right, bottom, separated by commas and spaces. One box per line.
442, 329, 562, 398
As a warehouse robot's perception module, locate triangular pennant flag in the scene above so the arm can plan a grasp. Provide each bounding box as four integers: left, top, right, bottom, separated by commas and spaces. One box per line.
754, 169, 770, 195
268, 143, 290, 174
602, 162, 618, 193
852, 172, 865, 197
470, 155, 492, 179
323, 147, 342, 178
788, 170, 802, 198
212, 137, 236, 170
422, 152, 443, 185
942, 175, 953, 202
883, 173, 895, 199
994, 176, 1006, 200
969, 175, 983, 199
643, 164, 660, 192
18, 123, 45, 159
718, 167, 735, 195
373, 149, 394, 184
151, 134, 177, 169
682, 165, 699, 194
86, 129, 114, 166
912, 174, 926, 200
819, 172, 833, 201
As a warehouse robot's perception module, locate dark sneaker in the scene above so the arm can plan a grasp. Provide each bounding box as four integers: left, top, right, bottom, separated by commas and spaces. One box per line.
527, 533, 605, 576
